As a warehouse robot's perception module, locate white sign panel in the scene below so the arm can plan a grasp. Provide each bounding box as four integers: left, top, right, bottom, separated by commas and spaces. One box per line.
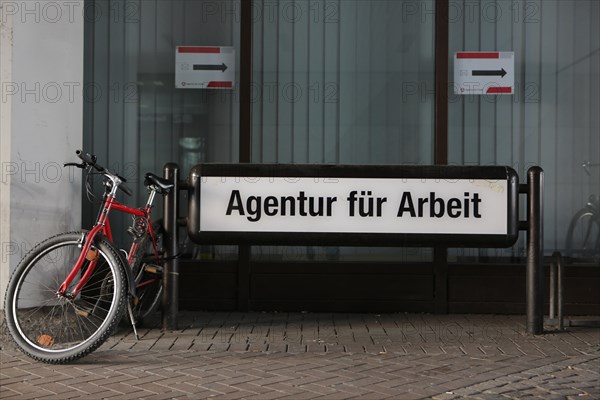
199, 177, 508, 235
454, 52, 514, 95
175, 46, 235, 89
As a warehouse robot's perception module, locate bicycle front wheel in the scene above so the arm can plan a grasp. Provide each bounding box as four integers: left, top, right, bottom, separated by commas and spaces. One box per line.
4, 231, 128, 363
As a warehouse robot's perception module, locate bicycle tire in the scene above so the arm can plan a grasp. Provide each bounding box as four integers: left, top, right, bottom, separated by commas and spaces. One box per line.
4, 231, 128, 364
565, 208, 600, 262
129, 222, 164, 323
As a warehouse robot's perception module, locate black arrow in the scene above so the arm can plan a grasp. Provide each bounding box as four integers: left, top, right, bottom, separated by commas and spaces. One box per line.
193, 63, 228, 72
472, 68, 507, 78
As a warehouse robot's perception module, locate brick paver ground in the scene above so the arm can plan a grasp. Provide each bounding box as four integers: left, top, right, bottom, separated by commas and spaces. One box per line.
1, 312, 599, 399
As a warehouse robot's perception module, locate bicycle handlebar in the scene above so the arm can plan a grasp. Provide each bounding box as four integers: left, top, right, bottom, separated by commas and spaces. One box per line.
76, 150, 103, 172
74, 150, 133, 196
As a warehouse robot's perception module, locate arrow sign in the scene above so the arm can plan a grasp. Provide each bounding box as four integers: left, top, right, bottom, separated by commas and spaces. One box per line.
454, 52, 514, 95
194, 63, 228, 72
472, 68, 507, 78
176, 46, 235, 89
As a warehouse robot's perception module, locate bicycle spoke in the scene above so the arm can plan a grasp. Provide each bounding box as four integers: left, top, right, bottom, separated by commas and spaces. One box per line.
69, 303, 97, 344
8, 236, 126, 359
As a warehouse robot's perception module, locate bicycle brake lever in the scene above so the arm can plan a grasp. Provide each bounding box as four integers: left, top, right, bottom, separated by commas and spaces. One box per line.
64, 162, 86, 169
119, 183, 133, 196
114, 174, 132, 196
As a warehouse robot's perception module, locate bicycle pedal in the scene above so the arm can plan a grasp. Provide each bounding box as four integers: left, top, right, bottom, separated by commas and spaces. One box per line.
143, 264, 163, 275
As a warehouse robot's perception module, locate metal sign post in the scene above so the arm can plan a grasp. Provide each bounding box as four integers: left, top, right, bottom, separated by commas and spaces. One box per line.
163, 164, 544, 334
523, 167, 544, 335
163, 163, 180, 331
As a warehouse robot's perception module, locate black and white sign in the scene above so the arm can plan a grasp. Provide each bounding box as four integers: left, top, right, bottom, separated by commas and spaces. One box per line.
188, 165, 519, 247
200, 177, 507, 235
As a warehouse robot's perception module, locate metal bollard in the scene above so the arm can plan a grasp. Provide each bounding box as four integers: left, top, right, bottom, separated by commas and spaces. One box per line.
163, 163, 180, 331
526, 166, 544, 335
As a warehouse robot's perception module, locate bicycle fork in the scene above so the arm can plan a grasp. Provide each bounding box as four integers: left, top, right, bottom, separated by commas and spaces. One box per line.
57, 227, 105, 300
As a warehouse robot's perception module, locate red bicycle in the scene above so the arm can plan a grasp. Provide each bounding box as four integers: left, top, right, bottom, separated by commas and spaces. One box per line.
4, 150, 172, 363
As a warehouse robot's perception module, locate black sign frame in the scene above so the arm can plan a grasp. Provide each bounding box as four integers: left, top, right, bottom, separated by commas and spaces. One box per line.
187, 164, 519, 248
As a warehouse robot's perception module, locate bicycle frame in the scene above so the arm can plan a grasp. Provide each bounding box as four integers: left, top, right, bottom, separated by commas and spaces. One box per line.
3, 150, 171, 363
57, 182, 159, 299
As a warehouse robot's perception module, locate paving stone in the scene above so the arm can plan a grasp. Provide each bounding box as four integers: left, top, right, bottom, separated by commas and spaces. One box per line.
1, 313, 599, 400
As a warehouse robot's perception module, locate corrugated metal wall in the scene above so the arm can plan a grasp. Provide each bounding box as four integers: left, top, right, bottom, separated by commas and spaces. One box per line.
83, 0, 599, 313
250, 0, 436, 261
251, 0, 435, 165
448, 0, 600, 254
84, 0, 240, 242
85, 0, 599, 254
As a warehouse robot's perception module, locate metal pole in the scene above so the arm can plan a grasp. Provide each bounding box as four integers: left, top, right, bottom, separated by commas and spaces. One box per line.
526, 166, 544, 335
556, 252, 564, 330
549, 259, 556, 319
163, 163, 179, 331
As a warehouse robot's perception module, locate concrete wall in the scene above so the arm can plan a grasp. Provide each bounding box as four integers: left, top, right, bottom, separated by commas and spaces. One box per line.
0, 0, 13, 309
0, 0, 84, 308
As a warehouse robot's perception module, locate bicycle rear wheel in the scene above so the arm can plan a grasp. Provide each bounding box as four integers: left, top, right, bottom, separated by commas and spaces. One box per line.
565, 208, 600, 262
129, 223, 164, 324
4, 231, 128, 363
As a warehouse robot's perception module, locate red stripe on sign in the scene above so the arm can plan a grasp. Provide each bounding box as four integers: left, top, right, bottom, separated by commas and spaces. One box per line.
178, 47, 221, 54
487, 87, 512, 94
457, 52, 500, 59
207, 81, 233, 88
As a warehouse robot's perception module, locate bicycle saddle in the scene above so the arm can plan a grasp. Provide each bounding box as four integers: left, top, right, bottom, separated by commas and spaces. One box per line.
144, 173, 174, 194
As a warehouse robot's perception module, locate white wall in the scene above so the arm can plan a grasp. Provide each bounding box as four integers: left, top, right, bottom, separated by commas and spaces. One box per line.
0, 0, 14, 308
0, 0, 84, 308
